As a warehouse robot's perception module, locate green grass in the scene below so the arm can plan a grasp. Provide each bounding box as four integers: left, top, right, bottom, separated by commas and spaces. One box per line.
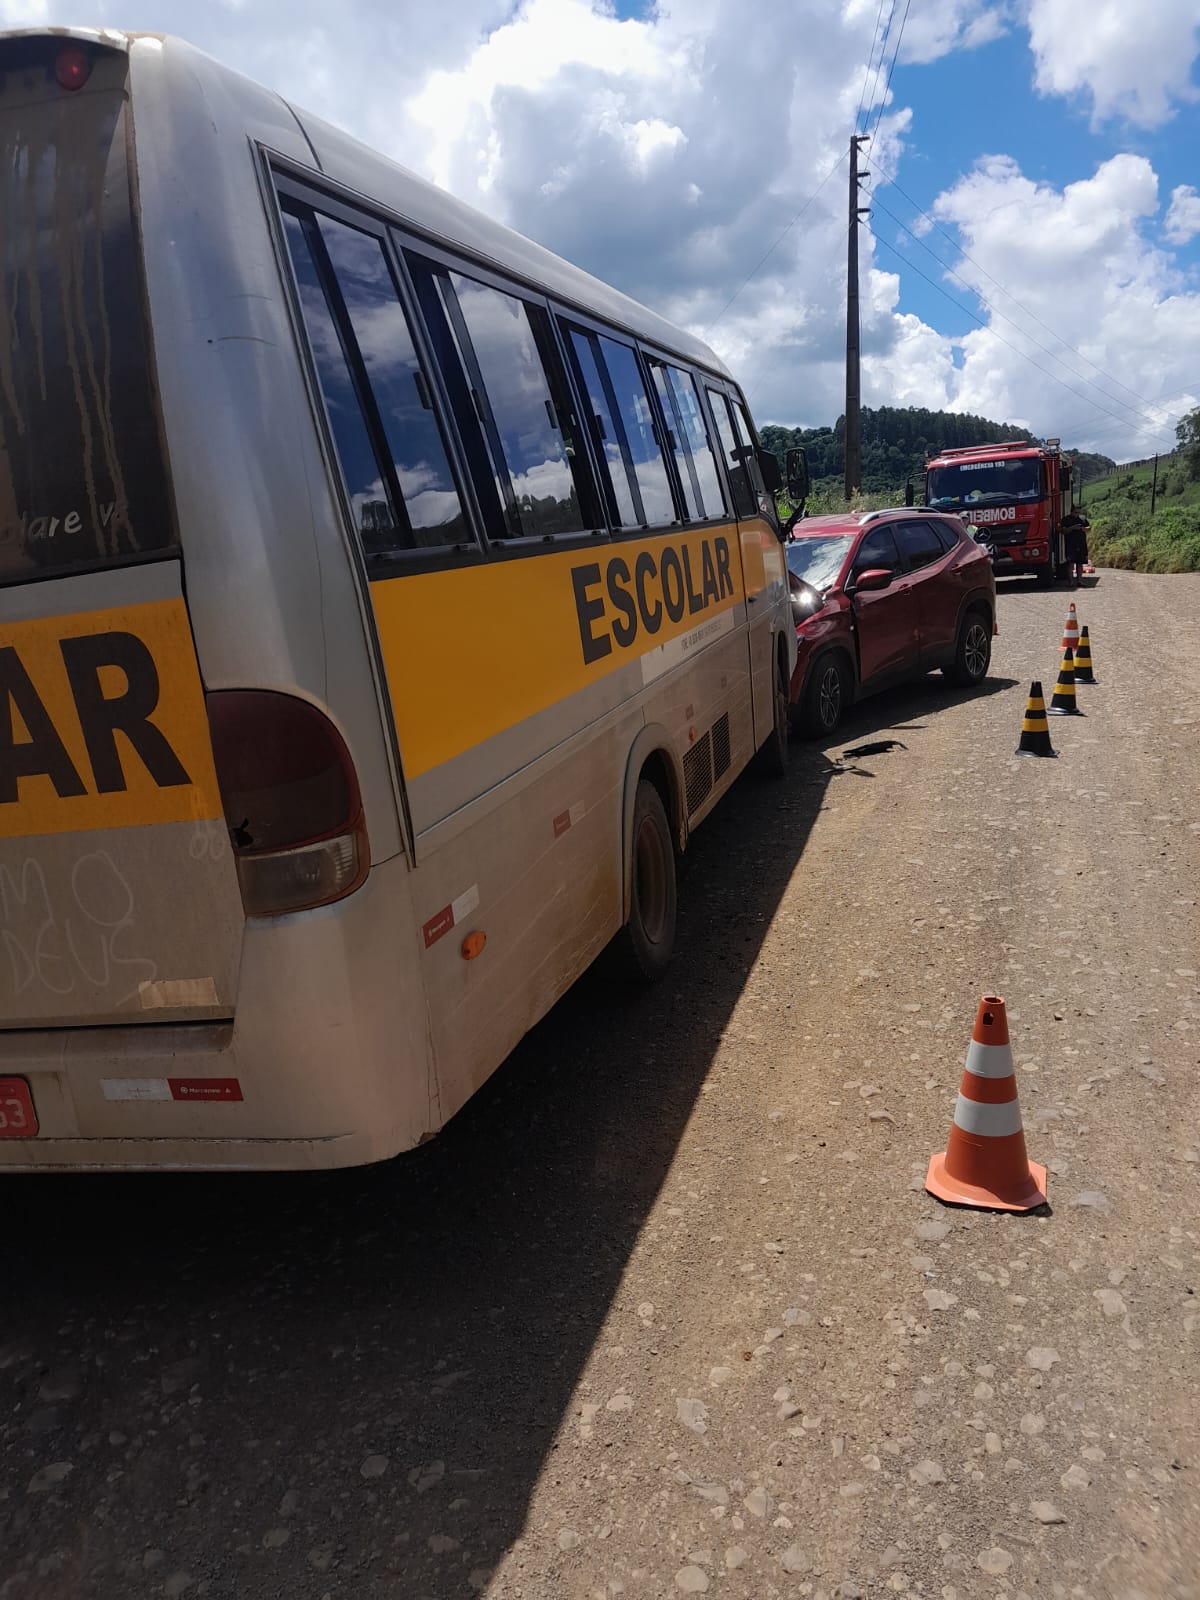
1082, 458, 1200, 513
777, 459, 1200, 574
1081, 456, 1200, 573
777, 483, 909, 522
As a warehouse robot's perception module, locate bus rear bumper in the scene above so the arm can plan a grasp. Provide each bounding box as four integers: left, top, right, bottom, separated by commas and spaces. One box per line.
0, 1128, 403, 1172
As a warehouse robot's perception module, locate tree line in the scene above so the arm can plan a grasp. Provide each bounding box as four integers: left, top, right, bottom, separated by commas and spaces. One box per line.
759, 406, 1116, 493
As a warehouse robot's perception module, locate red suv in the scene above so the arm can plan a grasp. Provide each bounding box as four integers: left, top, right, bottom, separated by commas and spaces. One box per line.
786, 508, 996, 737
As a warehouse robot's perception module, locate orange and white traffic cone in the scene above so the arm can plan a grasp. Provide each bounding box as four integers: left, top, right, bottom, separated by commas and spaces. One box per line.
925, 995, 1047, 1213
1061, 603, 1080, 655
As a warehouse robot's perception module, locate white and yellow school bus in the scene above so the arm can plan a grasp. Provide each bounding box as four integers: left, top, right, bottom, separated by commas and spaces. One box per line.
0, 28, 795, 1170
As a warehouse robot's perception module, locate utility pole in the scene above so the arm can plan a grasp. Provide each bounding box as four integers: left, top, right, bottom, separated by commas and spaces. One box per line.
844, 134, 870, 501
1150, 452, 1159, 515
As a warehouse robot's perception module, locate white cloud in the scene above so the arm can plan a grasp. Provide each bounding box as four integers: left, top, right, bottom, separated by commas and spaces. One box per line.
1164, 184, 1200, 246
926, 153, 1200, 454
1026, 0, 1200, 126
5, 0, 1197, 457
898, 0, 1011, 65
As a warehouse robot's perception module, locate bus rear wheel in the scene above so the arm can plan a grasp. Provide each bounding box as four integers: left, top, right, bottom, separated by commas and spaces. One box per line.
622, 778, 677, 982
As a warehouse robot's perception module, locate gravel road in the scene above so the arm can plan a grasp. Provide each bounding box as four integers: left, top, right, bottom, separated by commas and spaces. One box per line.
2, 569, 1197, 1600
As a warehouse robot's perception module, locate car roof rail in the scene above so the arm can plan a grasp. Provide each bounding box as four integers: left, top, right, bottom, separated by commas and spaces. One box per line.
858, 505, 944, 524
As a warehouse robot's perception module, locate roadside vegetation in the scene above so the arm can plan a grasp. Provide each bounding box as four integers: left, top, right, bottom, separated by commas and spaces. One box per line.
769, 404, 1200, 575
1081, 411, 1200, 572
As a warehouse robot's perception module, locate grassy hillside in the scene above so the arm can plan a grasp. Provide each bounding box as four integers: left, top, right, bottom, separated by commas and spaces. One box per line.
1081, 455, 1200, 573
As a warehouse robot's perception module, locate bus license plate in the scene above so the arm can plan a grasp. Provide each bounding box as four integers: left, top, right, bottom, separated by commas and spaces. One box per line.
0, 1079, 38, 1138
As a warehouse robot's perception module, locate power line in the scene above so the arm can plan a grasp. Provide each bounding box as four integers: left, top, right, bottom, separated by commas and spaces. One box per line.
854, 0, 890, 135
866, 225, 1180, 450
868, 190, 1157, 430
707, 2, 889, 350
1052, 388, 1198, 449
866, 0, 912, 143
865, 156, 1157, 414
704, 149, 848, 338
741, 228, 849, 414
858, 0, 896, 136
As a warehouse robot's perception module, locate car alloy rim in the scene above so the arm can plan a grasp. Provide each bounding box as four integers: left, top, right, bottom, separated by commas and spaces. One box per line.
965, 623, 989, 678
635, 814, 668, 944
819, 665, 841, 727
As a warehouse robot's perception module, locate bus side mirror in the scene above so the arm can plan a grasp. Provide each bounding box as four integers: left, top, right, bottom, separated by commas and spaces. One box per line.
785, 446, 811, 502
757, 447, 782, 493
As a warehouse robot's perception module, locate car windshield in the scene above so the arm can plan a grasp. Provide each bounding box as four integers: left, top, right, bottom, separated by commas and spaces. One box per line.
927, 458, 1042, 508
785, 535, 855, 592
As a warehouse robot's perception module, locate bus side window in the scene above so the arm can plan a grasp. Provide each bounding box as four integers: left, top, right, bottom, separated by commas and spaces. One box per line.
564, 325, 677, 529
665, 365, 726, 519
281, 209, 404, 553
707, 389, 756, 520
649, 360, 706, 521
731, 395, 778, 530
314, 214, 470, 553
410, 262, 602, 542
595, 335, 677, 527
566, 327, 641, 528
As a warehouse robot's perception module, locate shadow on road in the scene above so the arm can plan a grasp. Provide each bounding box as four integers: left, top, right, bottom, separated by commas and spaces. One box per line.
0, 673, 1012, 1598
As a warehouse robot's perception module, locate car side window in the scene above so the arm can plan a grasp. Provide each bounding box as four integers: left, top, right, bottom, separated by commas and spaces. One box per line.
895, 519, 946, 572
930, 519, 959, 552
853, 525, 903, 573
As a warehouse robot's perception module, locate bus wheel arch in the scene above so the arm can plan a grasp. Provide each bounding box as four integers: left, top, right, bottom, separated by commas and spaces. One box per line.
616, 729, 684, 981
754, 631, 792, 777
621, 727, 685, 920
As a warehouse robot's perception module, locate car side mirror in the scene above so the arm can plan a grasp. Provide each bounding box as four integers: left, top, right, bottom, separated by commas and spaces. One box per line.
851, 567, 893, 593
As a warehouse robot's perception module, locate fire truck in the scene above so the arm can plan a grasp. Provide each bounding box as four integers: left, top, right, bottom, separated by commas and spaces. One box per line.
924, 438, 1074, 585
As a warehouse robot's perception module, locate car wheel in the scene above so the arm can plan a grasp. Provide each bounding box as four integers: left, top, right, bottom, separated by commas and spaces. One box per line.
944, 609, 992, 686
799, 652, 847, 738
619, 778, 676, 982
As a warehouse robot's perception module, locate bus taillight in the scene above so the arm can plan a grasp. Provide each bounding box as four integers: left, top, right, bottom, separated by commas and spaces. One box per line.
205, 690, 369, 917
54, 47, 91, 91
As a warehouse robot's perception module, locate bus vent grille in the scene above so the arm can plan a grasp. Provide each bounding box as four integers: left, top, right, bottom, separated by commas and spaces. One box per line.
684, 732, 713, 817
712, 713, 731, 780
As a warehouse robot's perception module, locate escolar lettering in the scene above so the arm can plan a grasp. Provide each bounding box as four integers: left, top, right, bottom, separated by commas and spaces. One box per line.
0, 631, 191, 805
573, 536, 735, 666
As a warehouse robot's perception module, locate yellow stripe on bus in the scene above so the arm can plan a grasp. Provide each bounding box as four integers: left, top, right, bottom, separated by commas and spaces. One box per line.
0, 598, 224, 838
370, 524, 752, 779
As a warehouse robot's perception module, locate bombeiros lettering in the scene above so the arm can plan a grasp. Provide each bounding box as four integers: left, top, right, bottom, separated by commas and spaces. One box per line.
0, 631, 191, 804
573, 536, 735, 665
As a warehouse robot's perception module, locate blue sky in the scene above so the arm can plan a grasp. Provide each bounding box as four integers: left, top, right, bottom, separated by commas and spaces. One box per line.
871, 24, 1200, 350
2, 0, 1198, 456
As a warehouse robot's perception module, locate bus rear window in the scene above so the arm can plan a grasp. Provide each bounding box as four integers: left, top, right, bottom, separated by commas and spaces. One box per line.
0, 41, 174, 586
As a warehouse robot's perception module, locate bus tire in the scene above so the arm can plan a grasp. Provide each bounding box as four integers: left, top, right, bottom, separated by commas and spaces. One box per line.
621, 778, 677, 982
